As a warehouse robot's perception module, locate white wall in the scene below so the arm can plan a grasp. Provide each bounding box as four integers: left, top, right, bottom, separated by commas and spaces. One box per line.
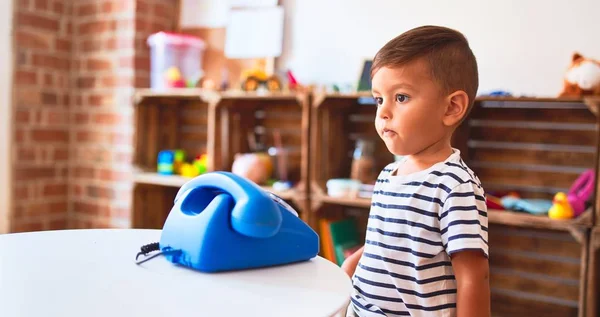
279, 0, 600, 97
0, 0, 13, 234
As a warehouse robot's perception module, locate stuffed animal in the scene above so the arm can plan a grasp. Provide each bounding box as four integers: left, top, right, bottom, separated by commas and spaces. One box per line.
559, 52, 600, 97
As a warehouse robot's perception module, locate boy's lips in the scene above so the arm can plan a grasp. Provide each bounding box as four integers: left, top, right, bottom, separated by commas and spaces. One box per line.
382, 128, 396, 137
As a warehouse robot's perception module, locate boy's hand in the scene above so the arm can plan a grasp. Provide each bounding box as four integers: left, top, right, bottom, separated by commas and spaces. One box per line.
341, 246, 364, 278
451, 250, 490, 317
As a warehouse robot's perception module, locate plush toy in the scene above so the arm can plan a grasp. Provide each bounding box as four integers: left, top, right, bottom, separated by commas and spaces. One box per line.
559, 52, 600, 97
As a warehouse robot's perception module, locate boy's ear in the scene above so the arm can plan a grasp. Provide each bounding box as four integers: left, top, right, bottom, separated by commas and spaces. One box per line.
443, 91, 469, 127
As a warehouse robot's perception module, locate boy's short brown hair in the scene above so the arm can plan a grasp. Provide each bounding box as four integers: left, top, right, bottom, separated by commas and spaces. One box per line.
371, 25, 479, 109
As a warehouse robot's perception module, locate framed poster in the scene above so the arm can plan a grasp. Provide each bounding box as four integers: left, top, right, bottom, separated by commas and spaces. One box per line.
357, 59, 373, 92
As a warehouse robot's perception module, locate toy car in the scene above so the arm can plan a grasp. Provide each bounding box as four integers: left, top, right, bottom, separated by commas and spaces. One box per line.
240, 60, 282, 92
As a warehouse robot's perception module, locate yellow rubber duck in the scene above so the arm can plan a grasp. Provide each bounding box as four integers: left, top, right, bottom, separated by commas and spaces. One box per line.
548, 192, 574, 220
180, 163, 199, 178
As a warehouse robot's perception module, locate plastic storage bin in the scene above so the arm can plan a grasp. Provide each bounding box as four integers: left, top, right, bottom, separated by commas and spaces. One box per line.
326, 178, 361, 198
147, 32, 206, 90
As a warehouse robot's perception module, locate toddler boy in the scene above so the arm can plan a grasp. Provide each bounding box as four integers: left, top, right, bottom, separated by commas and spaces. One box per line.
342, 25, 490, 317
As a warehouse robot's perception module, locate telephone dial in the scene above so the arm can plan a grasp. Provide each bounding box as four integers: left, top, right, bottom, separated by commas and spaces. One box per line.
148, 171, 319, 273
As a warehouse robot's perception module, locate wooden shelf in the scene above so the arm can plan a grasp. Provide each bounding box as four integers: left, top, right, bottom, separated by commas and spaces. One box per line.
133, 172, 296, 201
134, 88, 303, 105
313, 194, 593, 232
317, 194, 372, 208
487, 208, 592, 232
475, 96, 584, 102
134, 172, 191, 187
475, 95, 599, 117
312, 91, 375, 108
134, 88, 220, 104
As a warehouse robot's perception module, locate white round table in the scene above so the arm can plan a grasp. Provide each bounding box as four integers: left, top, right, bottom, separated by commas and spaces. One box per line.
0, 229, 352, 317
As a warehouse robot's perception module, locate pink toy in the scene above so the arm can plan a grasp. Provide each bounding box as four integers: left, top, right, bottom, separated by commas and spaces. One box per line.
568, 169, 595, 217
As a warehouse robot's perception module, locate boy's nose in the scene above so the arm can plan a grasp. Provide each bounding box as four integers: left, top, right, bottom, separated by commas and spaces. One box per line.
377, 102, 393, 120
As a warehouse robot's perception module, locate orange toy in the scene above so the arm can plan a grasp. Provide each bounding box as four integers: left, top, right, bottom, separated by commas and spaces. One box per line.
559, 52, 600, 97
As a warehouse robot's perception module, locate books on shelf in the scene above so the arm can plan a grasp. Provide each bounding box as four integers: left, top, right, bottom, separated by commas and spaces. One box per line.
319, 216, 361, 265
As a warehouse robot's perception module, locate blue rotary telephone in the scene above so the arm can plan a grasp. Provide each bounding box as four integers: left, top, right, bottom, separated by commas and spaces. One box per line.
143, 171, 319, 273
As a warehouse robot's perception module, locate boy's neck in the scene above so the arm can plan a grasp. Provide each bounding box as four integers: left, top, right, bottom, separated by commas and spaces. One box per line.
395, 137, 453, 176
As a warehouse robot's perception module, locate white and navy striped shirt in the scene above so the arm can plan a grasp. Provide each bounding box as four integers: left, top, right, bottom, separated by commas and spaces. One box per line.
350, 149, 488, 317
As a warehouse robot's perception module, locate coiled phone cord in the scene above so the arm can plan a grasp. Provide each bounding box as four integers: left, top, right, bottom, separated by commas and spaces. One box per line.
135, 242, 161, 265
135, 242, 181, 265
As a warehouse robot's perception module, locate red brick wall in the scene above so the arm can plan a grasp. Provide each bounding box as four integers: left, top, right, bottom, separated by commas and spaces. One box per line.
69, 0, 179, 229
11, 0, 180, 231
69, 0, 136, 229
11, 0, 72, 232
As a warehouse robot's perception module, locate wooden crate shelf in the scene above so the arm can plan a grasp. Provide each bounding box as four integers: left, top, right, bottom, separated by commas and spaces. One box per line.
310, 95, 598, 226
132, 183, 179, 229
211, 91, 310, 192
131, 90, 600, 316
464, 97, 598, 233
309, 96, 599, 317
132, 89, 311, 229
488, 224, 590, 317
309, 92, 393, 208
133, 89, 217, 172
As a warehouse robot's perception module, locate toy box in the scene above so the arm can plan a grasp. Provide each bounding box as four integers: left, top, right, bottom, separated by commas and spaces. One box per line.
147, 32, 205, 90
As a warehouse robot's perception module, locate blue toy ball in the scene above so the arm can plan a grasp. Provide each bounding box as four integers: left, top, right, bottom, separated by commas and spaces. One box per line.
158, 171, 320, 273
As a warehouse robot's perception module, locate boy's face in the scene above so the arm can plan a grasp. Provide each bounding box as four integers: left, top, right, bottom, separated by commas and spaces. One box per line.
372, 59, 448, 156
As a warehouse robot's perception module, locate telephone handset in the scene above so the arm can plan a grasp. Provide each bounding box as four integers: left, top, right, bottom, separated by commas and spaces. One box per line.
158, 171, 319, 272
174, 171, 286, 238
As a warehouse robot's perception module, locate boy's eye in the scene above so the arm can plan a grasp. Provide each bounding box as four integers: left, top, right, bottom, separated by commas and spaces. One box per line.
374, 97, 383, 105
396, 94, 409, 103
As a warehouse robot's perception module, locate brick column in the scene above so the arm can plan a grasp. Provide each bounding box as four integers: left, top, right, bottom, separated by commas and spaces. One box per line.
11, 0, 72, 232
10, 0, 180, 231
69, 0, 179, 229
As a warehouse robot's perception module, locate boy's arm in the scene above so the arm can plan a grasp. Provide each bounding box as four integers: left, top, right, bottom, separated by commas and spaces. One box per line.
440, 181, 490, 317
341, 246, 364, 278
451, 250, 490, 317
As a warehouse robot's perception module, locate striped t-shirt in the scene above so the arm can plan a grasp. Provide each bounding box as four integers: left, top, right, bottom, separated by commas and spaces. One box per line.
350, 149, 488, 317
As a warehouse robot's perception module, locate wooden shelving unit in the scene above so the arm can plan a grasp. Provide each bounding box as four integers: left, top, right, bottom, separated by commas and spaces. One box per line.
309, 91, 393, 212
308, 95, 599, 317
131, 89, 311, 229
131, 90, 600, 317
